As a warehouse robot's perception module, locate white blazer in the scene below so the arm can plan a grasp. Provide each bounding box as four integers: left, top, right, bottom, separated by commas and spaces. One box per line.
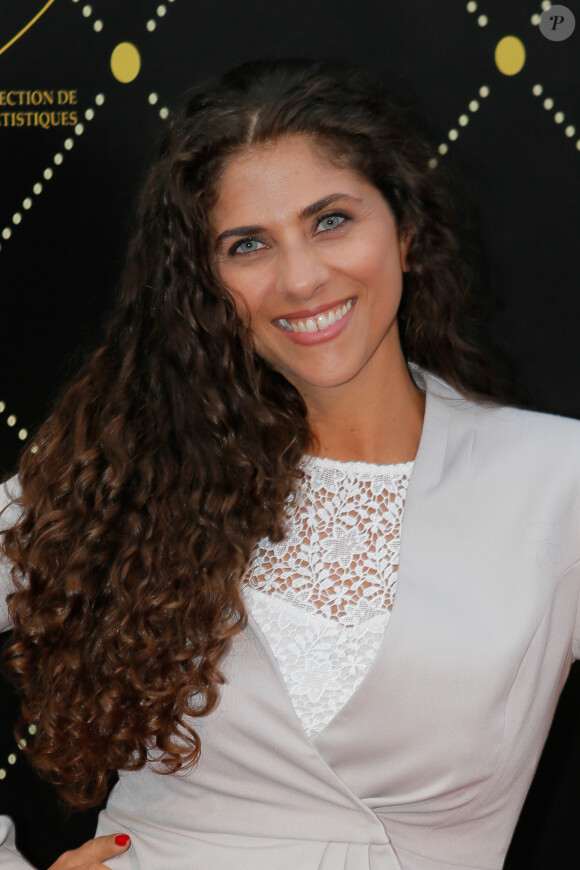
2, 369, 580, 870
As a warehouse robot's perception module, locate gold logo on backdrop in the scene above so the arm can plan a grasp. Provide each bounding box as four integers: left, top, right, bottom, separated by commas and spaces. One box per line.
0, 90, 79, 129
0, 5, 81, 130
0, 0, 57, 57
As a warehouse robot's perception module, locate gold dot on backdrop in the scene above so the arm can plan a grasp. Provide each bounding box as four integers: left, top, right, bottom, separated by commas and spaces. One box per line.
495, 36, 526, 76
110, 42, 141, 83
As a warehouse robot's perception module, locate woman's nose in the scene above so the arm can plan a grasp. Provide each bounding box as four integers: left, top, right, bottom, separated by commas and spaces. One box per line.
276, 241, 330, 300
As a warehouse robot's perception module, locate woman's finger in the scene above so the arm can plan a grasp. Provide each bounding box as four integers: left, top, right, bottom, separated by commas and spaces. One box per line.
47, 833, 131, 869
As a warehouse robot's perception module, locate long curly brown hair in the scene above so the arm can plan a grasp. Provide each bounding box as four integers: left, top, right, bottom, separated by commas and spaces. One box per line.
2, 58, 494, 808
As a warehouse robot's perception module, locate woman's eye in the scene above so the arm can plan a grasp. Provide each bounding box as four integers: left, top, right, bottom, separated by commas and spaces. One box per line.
317, 214, 346, 232
232, 238, 265, 255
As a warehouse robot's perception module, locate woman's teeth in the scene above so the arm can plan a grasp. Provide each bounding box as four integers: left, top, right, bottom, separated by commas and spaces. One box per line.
278, 299, 353, 333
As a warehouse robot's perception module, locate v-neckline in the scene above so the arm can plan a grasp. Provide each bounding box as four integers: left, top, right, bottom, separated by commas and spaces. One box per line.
244, 367, 452, 746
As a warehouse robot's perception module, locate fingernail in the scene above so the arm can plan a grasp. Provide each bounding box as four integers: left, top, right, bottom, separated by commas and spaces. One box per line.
114, 834, 131, 847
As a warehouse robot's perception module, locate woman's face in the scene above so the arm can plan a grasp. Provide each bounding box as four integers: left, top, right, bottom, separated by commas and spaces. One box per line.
210, 135, 410, 400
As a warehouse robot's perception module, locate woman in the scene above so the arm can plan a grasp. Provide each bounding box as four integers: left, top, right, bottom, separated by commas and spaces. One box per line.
2, 58, 580, 870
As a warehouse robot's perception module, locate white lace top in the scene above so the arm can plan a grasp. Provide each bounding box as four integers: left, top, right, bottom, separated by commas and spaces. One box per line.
243, 455, 413, 737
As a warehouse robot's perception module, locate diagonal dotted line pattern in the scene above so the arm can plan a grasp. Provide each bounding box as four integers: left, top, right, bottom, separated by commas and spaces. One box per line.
434, 3, 491, 169
0, 0, 111, 251
454, 1, 579, 161
465, 1, 490, 29
71, 0, 105, 34
527, 2, 579, 151
531, 3, 553, 30
0, 0, 115, 465
0, 94, 107, 251
532, 84, 579, 150
0, 401, 29, 443
0, 3, 179, 478
148, 91, 170, 120
432, 87, 491, 166
146, 1, 178, 33
0, 727, 36, 782
0, 0, 183, 254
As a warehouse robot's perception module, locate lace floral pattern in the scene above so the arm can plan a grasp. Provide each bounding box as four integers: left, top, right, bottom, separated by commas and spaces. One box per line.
243, 456, 413, 736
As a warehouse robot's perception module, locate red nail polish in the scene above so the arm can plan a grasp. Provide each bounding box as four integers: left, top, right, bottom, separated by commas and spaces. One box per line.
114, 834, 131, 847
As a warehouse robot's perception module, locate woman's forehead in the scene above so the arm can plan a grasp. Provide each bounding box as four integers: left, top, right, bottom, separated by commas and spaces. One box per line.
211, 136, 370, 226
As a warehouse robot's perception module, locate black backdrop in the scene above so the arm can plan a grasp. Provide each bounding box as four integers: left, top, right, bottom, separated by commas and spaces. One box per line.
0, 1, 579, 867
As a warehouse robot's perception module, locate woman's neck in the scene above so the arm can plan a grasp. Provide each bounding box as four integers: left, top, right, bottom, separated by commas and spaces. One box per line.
304, 358, 425, 466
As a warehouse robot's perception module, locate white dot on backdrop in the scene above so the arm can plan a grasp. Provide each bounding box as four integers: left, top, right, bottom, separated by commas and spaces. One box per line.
23, 198, 32, 209
18, 429, 28, 441
43, 168, 53, 180
543, 97, 554, 110
148, 92, 159, 104
7, 416, 16, 427
448, 129, 458, 141
459, 114, 469, 126
469, 100, 479, 111
438, 143, 449, 155
554, 112, 564, 123
95, 94, 105, 105
532, 84, 543, 96
157, 4, 167, 15
7, 755, 16, 765
2, 228, 12, 240
33, 182, 42, 194
477, 14, 488, 26
541, 0, 551, 9
75, 123, 84, 135
28, 724, 37, 735
54, 152, 64, 165
64, 138, 74, 150
576, 140, 580, 151
147, 19, 157, 31
82, 4, 92, 16
531, 13, 540, 25
428, 157, 438, 169
466, 1, 477, 11
94, 19, 103, 31
0, 771, 5, 781
159, 107, 169, 119
30, 445, 39, 455
0, 402, 5, 412
17, 739, 27, 750
12, 213, 22, 224
479, 85, 490, 98
85, 107, 95, 120
565, 125, 575, 137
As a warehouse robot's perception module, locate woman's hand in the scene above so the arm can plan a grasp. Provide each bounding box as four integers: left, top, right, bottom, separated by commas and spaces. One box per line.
47, 833, 131, 869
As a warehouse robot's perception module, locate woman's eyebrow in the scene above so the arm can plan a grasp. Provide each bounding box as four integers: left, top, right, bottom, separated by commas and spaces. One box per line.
301, 192, 363, 219
214, 193, 363, 249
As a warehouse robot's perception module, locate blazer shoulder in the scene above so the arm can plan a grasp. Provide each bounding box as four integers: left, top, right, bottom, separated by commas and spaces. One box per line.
419, 368, 580, 479
465, 398, 580, 458
424, 369, 580, 450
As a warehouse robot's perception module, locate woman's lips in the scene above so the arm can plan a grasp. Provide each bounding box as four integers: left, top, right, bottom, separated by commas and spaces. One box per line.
277, 298, 354, 333
273, 298, 356, 345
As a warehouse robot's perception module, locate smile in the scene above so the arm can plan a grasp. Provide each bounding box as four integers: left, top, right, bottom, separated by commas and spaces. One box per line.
276, 299, 354, 333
